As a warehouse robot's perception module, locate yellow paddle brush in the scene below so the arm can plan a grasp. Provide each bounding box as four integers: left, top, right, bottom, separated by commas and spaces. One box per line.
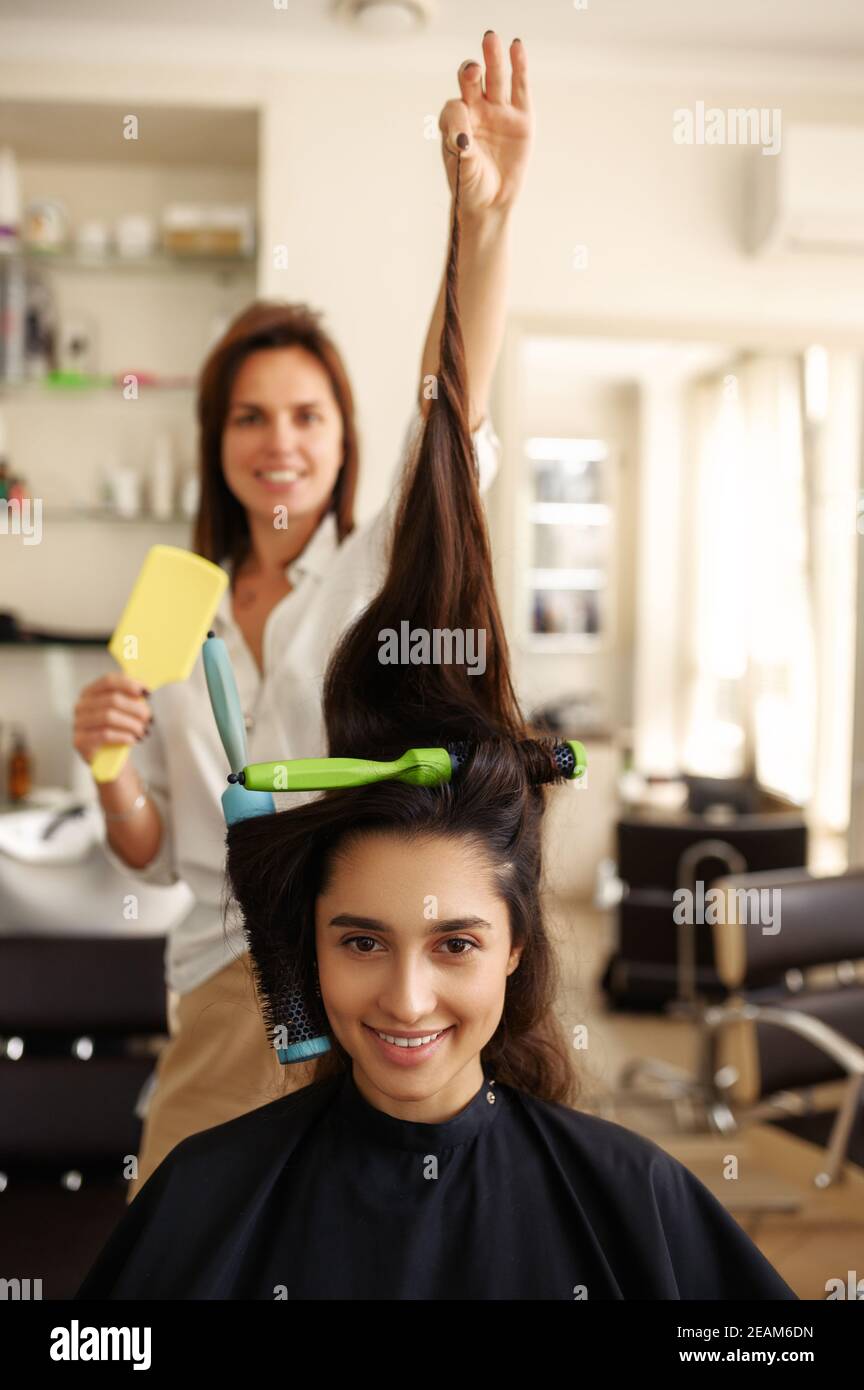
90, 545, 228, 784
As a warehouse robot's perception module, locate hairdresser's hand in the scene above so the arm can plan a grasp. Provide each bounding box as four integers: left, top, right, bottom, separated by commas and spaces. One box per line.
438, 31, 533, 215
73, 673, 153, 770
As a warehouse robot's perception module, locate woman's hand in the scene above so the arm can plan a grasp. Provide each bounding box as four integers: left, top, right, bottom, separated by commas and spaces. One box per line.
73, 673, 153, 770
438, 32, 533, 216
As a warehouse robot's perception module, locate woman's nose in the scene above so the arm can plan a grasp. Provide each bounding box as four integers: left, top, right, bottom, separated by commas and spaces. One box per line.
266, 413, 301, 454
378, 960, 438, 1021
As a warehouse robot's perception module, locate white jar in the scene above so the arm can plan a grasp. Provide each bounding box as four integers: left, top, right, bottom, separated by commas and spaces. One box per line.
115, 214, 156, 259
76, 220, 110, 260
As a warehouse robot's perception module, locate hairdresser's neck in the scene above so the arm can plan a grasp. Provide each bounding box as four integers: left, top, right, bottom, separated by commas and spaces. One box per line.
238, 504, 327, 581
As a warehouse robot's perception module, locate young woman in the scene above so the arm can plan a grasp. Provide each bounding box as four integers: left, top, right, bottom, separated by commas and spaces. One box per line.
71, 32, 528, 1202
77, 143, 797, 1303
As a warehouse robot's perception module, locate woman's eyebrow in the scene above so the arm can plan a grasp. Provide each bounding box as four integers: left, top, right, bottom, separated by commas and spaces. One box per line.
230, 399, 327, 410
327, 913, 493, 935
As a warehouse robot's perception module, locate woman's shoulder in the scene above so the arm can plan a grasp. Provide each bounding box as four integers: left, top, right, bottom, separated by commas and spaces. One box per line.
503, 1083, 684, 1181
193, 1073, 339, 1141
148, 1076, 342, 1184
501, 1086, 797, 1300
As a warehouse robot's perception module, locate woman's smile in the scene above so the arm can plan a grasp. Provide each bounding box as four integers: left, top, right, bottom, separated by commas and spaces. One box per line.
362, 1022, 456, 1066
254, 465, 309, 493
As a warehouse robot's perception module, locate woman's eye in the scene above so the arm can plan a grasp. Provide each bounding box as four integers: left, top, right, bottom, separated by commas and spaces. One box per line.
342, 936, 381, 954
440, 937, 477, 956
232, 410, 319, 425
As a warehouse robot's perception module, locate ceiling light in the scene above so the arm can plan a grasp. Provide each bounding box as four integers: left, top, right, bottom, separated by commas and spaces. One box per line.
333, 0, 436, 39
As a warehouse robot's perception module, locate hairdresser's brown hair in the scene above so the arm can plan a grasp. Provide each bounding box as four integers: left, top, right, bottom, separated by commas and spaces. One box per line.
192, 301, 360, 575
225, 154, 581, 1108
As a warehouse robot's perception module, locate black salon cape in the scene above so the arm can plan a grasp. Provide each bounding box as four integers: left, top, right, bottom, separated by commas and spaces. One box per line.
76, 1070, 797, 1301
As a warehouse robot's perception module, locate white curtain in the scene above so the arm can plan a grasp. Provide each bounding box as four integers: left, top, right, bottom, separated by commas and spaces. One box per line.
681, 364, 752, 780
806, 351, 862, 837
681, 353, 820, 807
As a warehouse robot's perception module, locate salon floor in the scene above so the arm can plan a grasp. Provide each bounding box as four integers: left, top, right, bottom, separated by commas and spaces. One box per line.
550, 897, 864, 1302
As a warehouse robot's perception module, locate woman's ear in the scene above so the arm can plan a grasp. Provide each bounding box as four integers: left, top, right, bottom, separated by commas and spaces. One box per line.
506, 946, 523, 976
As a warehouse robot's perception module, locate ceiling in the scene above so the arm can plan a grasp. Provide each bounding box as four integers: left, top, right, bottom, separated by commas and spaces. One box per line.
1, 0, 863, 72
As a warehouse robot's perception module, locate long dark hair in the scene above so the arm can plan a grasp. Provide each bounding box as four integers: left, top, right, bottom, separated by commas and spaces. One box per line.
192, 301, 360, 575
225, 153, 581, 1107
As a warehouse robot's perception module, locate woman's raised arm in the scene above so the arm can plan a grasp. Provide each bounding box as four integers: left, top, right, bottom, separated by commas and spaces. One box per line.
419, 31, 534, 430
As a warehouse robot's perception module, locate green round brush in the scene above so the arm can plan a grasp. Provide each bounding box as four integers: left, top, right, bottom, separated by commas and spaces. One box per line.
232, 741, 587, 793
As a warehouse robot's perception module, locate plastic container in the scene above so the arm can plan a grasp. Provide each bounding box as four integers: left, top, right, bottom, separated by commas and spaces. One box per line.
161, 203, 255, 257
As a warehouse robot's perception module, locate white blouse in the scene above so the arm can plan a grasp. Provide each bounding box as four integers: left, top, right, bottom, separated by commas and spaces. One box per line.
100, 403, 501, 994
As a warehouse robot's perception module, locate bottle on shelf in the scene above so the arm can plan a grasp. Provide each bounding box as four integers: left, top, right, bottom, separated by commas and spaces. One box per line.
0, 145, 21, 253
0, 254, 26, 383
0, 407, 11, 498
0, 147, 25, 381
23, 269, 58, 380
150, 433, 175, 519
7, 724, 32, 802
180, 469, 200, 520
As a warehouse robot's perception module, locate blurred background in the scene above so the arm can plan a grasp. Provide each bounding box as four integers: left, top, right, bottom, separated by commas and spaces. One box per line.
1, 0, 863, 1300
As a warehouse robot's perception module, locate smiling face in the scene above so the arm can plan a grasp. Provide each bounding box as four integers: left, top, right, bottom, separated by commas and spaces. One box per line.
314, 832, 522, 1123
221, 346, 344, 530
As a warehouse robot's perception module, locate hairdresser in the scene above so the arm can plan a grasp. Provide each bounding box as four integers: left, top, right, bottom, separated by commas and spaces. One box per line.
71, 30, 534, 1202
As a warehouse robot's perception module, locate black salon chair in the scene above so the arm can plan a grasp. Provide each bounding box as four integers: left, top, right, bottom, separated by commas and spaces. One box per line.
602, 788, 808, 1010
616, 867, 864, 1186
0, 935, 167, 1298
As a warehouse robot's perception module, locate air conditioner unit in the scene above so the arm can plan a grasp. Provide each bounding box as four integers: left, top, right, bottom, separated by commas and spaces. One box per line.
748, 122, 864, 256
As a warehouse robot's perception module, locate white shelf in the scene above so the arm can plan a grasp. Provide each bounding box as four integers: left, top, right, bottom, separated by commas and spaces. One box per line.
525, 439, 617, 645
0, 379, 196, 396
9, 248, 256, 277
0, 94, 258, 645
45, 509, 192, 525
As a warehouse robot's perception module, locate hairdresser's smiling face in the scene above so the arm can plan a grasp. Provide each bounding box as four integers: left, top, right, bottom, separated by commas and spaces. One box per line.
315, 833, 522, 1123
221, 347, 344, 529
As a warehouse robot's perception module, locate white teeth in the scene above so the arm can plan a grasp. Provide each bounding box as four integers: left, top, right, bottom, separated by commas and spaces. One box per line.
259, 469, 303, 481
374, 1029, 445, 1048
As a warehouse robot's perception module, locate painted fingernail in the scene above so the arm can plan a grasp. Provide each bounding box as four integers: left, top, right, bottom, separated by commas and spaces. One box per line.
456, 133, 469, 150
484, 30, 494, 38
